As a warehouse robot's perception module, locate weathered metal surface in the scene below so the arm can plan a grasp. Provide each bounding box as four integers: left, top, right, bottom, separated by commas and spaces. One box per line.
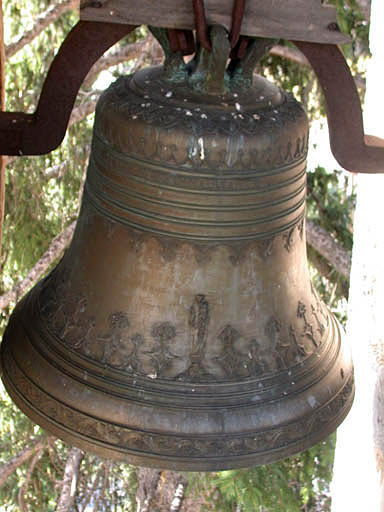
0, 21, 136, 156
80, 0, 351, 44
1, 43, 354, 469
295, 41, 384, 173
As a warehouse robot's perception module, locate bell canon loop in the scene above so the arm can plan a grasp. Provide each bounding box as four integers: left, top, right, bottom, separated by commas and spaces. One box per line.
1, 28, 354, 470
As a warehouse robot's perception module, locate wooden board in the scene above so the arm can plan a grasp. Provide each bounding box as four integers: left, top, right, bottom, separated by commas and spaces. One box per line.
80, 0, 350, 44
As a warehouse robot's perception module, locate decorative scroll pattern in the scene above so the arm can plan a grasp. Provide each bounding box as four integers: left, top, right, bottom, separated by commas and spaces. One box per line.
5, 348, 354, 460
96, 74, 309, 171
38, 264, 329, 383
107, 74, 302, 137
114, 216, 305, 265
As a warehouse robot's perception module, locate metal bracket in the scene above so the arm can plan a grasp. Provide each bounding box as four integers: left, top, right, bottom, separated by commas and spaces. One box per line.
295, 41, 384, 173
0, 21, 136, 156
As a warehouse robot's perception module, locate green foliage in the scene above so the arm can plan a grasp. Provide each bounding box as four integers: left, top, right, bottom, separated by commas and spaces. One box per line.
307, 166, 355, 251
259, 45, 318, 116
331, 0, 370, 58
0, 382, 47, 510
188, 436, 335, 512
306, 166, 355, 316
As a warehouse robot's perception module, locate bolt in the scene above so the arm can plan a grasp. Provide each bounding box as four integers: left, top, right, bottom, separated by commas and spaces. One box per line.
327, 22, 340, 32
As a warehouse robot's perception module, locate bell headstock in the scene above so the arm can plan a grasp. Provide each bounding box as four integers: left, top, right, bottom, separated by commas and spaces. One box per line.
0, 0, 383, 172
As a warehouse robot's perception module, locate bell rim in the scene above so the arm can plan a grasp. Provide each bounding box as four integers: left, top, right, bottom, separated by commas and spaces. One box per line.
1, 345, 354, 470
1, 295, 354, 471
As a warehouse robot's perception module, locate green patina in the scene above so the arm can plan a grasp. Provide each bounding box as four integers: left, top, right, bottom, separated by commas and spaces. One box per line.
149, 25, 276, 96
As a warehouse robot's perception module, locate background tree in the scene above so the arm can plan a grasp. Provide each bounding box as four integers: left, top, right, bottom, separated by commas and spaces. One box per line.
0, 0, 370, 510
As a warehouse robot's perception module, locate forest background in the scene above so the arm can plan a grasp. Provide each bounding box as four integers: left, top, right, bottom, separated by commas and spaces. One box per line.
0, 0, 372, 510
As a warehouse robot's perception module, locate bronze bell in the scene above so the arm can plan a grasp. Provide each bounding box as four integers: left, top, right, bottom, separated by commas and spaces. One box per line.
1, 28, 353, 470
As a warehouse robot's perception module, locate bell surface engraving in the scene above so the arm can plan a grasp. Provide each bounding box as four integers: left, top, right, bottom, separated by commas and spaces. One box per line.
1, 30, 354, 470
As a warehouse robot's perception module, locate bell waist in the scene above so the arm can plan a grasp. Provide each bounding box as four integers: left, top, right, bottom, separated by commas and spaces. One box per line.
84, 138, 307, 241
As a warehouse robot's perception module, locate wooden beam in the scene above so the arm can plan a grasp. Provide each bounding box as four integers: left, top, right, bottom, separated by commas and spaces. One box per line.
80, 0, 350, 44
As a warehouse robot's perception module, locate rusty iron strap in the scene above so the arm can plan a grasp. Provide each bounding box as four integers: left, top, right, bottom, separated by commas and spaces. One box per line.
230, 0, 246, 48
0, 20, 136, 156
193, 0, 211, 51
167, 29, 195, 55
295, 41, 384, 173
193, 0, 246, 52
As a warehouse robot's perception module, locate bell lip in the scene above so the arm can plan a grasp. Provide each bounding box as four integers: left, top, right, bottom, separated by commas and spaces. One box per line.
1, 307, 354, 471
1, 353, 354, 470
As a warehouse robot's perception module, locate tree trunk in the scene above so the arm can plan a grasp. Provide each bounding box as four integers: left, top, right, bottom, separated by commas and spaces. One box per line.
331, 0, 384, 509
136, 468, 161, 512
56, 447, 83, 512
170, 475, 188, 512
135, 469, 189, 512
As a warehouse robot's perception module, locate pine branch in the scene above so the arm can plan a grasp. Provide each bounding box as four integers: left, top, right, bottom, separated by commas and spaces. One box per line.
306, 219, 351, 279
308, 247, 349, 299
5, 0, 79, 60
18, 447, 45, 512
46, 438, 66, 483
270, 44, 309, 66
68, 98, 98, 126
82, 35, 162, 89
0, 221, 75, 311
56, 447, 83, 512
0, 436, 45, 488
